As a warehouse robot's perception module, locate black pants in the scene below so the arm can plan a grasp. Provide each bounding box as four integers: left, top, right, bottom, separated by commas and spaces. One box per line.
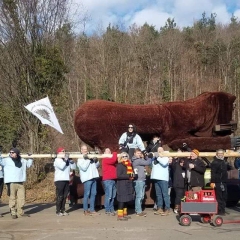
118, 202, 126, 210
174, 187, 185, 205
55, 181, 69, 213
215, 182, 227, 214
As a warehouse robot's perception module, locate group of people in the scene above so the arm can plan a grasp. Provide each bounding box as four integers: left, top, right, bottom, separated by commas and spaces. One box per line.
54, 123, 230, 221
0, 123, 230, 220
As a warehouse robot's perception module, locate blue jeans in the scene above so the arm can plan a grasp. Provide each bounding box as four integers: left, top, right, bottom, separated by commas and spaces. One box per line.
103, 180, 116, 212
83, 179, 97, 212
154, 180, 170, 210
133, 181, 145, 214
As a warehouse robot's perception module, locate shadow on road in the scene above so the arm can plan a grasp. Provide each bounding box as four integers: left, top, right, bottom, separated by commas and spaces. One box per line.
23, 203, 55, 214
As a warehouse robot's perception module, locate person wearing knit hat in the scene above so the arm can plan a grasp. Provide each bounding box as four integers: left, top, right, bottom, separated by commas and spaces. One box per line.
0, 147, 33, 219
57, 147, 65, 154
54, 147, 76, 216
191, 149, 199, 157
187, 149, 206, 192
9, 148, 20, 156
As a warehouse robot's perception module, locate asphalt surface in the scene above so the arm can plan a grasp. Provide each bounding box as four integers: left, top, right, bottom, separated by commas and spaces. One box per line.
0, 202, 240, 240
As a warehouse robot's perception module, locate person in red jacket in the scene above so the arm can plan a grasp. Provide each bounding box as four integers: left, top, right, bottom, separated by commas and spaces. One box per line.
102, 148, 118, 215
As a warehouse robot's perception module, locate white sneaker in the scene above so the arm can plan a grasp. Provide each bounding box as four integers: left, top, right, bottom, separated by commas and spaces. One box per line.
62, 211, 69, 216
173, 209, 178, 214
56, 212, 63, 216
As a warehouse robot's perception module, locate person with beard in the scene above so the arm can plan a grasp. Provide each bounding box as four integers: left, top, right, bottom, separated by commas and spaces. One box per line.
0, 148, 33, 219
210, 149, 228, 215
118, 124, 147, 159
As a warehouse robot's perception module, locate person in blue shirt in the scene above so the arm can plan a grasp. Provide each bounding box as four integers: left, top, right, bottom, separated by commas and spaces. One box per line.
151, 147, 171, 216
0, 148, 33, 219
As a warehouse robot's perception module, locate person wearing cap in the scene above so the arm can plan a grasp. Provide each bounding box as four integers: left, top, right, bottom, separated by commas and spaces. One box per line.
119, 124, 147, 159
210, 149, 228, 215
77, 145, 100, 216
0, 147, 33, 219
187, 149, 206, 192
54, 147, 76, 216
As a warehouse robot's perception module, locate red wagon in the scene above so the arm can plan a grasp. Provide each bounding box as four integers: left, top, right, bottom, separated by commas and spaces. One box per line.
179, 189, 223, 227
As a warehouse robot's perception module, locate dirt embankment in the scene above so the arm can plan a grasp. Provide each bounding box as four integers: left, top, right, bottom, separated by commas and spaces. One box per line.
1, 172, 56, 204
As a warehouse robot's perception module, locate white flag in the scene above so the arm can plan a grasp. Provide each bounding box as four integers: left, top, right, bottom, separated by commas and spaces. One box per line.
24, 96, 64, 134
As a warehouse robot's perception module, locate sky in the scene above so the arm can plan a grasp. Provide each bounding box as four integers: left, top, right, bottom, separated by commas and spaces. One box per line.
71, 0, 240, 34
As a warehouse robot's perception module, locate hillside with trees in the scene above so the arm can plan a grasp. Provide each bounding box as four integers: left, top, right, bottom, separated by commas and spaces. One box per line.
0, 1, 240, 200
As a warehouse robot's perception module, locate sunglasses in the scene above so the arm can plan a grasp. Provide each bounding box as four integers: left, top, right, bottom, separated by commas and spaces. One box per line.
128, 127, 133, 129
9, 152, 15, 154
122, 156, 128, 158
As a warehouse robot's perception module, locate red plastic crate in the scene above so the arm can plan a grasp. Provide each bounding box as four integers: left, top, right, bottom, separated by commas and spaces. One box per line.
185, 191, 201, 202
200, 190, 216, 202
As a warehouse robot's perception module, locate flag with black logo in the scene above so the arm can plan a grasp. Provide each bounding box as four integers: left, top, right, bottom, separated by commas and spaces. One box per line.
25, 96, 64, 134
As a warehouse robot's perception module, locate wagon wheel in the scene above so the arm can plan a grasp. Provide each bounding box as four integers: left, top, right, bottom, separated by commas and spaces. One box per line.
212, 215, 223, 227
201, 214, 211, 223
180, 214, 192, 226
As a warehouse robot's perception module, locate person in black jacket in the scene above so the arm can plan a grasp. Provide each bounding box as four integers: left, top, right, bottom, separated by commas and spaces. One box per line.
172, 149, 187, 213
210, 149, 228, 215
146, 135, 161, 153
187, 149, 206, 191
116, 152, 134, 221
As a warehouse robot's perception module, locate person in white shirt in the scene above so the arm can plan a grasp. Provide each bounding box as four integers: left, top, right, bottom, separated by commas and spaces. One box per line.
77, 145, 100, 216
0, 148, 33, 219
151, 147, 171, 216
54, 147, 76, 216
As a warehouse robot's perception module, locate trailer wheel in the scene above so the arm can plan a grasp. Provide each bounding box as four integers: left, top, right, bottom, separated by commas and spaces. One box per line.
201, 215, 211, 223
180, 214, 192, 226
212, 215, 223, 227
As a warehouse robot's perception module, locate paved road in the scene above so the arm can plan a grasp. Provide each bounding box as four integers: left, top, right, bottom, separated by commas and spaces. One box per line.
0, 203, 240, 240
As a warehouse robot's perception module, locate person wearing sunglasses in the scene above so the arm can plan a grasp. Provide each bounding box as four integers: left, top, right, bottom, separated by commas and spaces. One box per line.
0, 147, 33, 219
54, 147, 76, 216
118, 124, 147, 159
116, 152, 134, 221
